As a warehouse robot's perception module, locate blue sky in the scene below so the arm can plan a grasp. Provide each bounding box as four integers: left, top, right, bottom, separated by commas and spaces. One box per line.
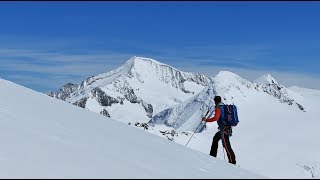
0, 2, 320, 92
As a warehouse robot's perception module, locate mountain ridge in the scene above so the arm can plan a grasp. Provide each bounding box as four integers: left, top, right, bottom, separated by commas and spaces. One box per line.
47, 56, 305, 127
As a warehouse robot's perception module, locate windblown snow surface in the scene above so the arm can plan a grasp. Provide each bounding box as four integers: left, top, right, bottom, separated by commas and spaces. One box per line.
0, 78, 263, 178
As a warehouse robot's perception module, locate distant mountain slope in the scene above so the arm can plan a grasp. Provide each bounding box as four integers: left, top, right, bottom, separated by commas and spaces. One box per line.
150, 71, 305, 132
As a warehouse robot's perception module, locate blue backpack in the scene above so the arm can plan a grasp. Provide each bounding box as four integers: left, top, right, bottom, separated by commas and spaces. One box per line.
217, 104, 239, 127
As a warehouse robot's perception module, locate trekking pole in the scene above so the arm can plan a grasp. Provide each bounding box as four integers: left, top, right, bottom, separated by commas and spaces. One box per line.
222, 146, 226, 161
185, 109, 210, 147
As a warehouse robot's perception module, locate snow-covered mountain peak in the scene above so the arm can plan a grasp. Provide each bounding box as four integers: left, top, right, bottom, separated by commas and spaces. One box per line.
67, 56, 171, 97
122, 56, 181, 79
255, 73, 279, 86
125, 56, 202, 85
252, 74, 305, 111
126, 56, 172, 67
213, 70, 253, 86
48, 57, 210, 123
77, 56, 207, 92
210, 71, 304, 111
211, 71, 255, 103
215, 70, 242, 79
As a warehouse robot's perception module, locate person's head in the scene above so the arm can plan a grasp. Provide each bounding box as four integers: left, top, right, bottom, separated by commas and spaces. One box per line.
214, 96, 222, 105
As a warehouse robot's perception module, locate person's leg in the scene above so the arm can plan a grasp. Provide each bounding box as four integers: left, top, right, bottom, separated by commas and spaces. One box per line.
209, 131, 221, 157
221, 132, 236, 164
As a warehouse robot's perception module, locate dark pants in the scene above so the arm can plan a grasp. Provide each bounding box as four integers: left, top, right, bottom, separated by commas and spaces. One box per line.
209, 127, 236, 164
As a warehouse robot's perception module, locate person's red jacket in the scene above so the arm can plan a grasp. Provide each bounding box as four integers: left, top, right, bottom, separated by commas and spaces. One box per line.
206, 107, 221, 122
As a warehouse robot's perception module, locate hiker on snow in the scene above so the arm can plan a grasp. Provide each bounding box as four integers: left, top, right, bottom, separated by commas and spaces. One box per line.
202, 96, 237, 165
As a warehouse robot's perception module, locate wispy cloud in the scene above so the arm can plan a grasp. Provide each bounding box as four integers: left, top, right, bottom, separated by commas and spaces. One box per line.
0, 47, 134, 92
0, 37, 319, 92
0, 54, 127, 70
114, 42, 275, 70
149, 47, 272, 75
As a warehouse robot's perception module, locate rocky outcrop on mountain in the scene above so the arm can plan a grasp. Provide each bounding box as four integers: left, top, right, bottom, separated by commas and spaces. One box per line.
47, 83, 79, 100
100, 108, 111, 117
91, 87, 120, 107
255, 74, 305, 111
141, 100, 153, 118
73, 97, 88, 108
112, 78, 139, 104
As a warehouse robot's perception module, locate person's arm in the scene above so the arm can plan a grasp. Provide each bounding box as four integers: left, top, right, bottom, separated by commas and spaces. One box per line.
206, 107, 221, 122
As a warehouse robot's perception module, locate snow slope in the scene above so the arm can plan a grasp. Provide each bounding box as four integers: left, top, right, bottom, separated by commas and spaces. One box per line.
0, 78, 263, 178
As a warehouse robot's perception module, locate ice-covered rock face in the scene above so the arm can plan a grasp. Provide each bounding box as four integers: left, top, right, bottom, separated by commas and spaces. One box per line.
150, 86, 217, 132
